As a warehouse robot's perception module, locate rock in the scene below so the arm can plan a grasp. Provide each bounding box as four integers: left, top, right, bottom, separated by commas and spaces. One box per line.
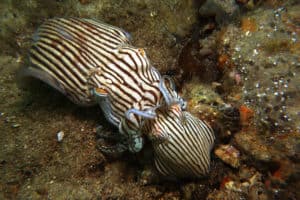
215, 144, 241, 168
56, 131, 64, 142
234, 131, 274, 162
214, 170, 270, 199
177, 38, 222, 84
234, 130, 300, 188
234, 131, 300, 163
199, 0, 240, 24
181, 80, 224, 123
191, 184, 209, 200
217, 5, 300, 134
207, 189, 246, 200
248, 183, 269, 200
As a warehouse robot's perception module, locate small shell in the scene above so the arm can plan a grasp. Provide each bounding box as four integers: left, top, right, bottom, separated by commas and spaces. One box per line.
215, 144, 241, 168
57, 131, 64, 142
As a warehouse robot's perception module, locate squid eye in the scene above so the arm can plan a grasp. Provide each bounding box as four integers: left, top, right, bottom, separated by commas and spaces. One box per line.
159, 75, 187, 109
178, 97, 187, 110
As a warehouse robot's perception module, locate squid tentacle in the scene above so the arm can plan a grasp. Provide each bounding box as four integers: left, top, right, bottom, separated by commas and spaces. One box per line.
159, 75, 187, 109
125, 108, 157, 120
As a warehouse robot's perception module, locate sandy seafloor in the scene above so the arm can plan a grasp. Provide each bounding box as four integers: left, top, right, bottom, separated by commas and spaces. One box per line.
0, 0, 299, 199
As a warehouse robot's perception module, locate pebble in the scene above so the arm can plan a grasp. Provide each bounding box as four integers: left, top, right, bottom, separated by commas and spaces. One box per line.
57, 131, 64, 142
215, 144, 241, 168
11, 124, 21, 128
5, 116, 16, 123
234, 131, 273, 162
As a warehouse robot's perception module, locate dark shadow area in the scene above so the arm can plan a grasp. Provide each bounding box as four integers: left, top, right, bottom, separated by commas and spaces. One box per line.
17, 75, 108, 126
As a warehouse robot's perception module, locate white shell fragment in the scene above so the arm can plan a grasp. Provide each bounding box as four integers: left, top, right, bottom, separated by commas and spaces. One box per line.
11, 124, 21, 128
57, 131, 64, 142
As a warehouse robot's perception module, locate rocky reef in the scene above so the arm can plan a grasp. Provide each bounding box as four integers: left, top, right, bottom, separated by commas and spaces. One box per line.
0, 0, 299, 199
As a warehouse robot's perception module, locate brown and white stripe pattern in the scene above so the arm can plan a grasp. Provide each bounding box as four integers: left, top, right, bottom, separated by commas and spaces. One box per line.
28, 18, 162, 127
27, 18, 215, 179
142, 104, 215, 178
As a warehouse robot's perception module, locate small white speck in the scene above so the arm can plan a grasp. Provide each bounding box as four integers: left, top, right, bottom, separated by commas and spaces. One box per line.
150, 11, 157, 17
259, 25, 264, 30
253, 49, 258, 56
12, 124, 21, 128
57, 131, 64, 142
234, 46, 241, 52
223, 38, 230, 45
